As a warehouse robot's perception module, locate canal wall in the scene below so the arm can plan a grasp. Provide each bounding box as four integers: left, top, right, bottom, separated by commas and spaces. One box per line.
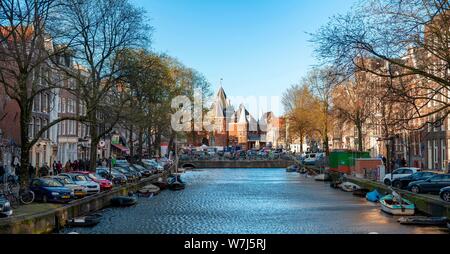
179, 160, 294, 169
346, 176, 450, 219
0, 174, 165, 234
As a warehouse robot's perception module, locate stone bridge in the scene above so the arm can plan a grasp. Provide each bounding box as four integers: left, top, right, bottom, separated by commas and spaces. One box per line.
179, 159, 295, 169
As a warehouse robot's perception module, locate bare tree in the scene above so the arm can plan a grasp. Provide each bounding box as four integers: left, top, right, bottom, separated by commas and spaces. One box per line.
0, 0, 85, 186
54, 0, 150, 169
313, 0, 450, 128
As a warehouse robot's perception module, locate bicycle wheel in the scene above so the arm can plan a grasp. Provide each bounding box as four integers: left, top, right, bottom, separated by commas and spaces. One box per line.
20, 190, 35, 205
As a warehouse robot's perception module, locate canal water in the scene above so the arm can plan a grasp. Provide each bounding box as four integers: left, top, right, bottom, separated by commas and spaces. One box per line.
62, 168, 447, 234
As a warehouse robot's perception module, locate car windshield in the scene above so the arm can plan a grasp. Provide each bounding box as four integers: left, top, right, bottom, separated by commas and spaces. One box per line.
89, 174, 105, 181
133, 165, 146, 171
114, 167, 128, 174
58, 177, 74, 185
42, 179, 64, 187
73, 175, 89, 181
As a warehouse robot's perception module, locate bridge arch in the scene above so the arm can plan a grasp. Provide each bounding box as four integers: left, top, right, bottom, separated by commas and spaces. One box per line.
181, 163, 196, 169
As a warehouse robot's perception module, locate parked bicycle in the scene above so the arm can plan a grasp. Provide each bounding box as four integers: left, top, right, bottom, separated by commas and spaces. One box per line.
0, 175, 35, 206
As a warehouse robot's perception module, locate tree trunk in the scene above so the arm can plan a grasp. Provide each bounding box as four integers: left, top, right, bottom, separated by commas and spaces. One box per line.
147, 127, 152, 157
19, 86, 32, 187
137, 128, 143, 159
299, 132, 304, 154
129, 125, 134, 158
89, 115, 99, 171
356, 120, 364, 152
19, 112, 31, 187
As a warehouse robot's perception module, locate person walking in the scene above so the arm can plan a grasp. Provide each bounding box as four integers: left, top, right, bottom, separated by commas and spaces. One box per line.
56, 161, 62, 175
52, 160, 57, 176
65, 160, 72, 173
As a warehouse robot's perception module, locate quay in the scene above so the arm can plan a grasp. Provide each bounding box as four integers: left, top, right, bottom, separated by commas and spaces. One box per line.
344, 175, 450, 219
0, 173, 167, 234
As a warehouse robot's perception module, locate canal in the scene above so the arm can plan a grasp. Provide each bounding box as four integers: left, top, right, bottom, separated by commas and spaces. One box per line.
62, 168, 447, 234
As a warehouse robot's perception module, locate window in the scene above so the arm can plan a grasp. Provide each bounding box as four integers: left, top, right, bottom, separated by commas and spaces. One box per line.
404, 169, 413, 174
42, 119, 48, 139
428, 141, 432, 170
29, 117, 35, 138
442, 140, 446, 170
61, 98, 66, 113
61, 121, 66, 135
36, 118, 41, 137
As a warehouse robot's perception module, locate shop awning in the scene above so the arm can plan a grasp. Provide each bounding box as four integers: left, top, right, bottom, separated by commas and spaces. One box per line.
112, 144, 130, 154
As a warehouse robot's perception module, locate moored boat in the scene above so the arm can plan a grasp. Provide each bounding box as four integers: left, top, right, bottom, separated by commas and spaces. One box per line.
341, 182, 361, 192
110, 196, 138, 207
380, 194, 415, 216
398, 216, 448, 226
286, 165, 299, 172
314, 174, 331, 182
168, 174, 185, 191
366, 190, 381, 202
153, 177, 168, 190
67, 213, 102, 228
137, 184, 161, 197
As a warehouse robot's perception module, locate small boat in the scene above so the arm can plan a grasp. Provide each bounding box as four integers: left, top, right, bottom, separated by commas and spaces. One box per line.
314, 174, 331, 182
67, 213, 102, 228
137, 184, 161, 197
153, 177, 168, 190
177, 167, 186, 173
286, 165, 299, 172
168, 175, 185, 191
366, 190, 381, 202
380, 194, 415, 216
110, 196, 138, 207
330, 182, 342, 189
353, 188, 370, 198
341, 182, 361, 192
398, 216, 448, 226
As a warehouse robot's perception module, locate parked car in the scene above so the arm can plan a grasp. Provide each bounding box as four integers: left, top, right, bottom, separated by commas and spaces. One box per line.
383, 167, 420, 186
96, 168, 127, 185
59, 173, 100, 195
113, 167, 138, 182
131, 164, 152, 177
48, 176, 88, 199
408, 174, 450, 194
30, 178, 73, 203
0, 195, 12, 218
391, 171, 437, 189
117, 165, 142, 179
71, 171, 113, 191
142, 160, 164, 172
303, 153, 318, 165
115, 160, 129, 166
440, 187, 450, 202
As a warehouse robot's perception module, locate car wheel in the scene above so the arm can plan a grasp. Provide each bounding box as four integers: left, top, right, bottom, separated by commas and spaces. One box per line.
411, 185, 420, 194
393, 181, 402, 189
384, 179, 391, 186
42, 195, 48, 203
442, 192, 450, 202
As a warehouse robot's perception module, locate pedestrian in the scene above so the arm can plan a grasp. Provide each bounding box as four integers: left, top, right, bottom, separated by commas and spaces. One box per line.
57, 161, 62, 175
52, 160, 57, 176
401, 158, 407, 167
65, 160, 72, 172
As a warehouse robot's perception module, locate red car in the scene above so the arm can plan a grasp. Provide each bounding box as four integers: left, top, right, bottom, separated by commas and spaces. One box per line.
71, 171, 113, 191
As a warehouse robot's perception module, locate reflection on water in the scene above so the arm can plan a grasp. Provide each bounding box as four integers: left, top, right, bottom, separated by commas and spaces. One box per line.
62, 168, 447, 234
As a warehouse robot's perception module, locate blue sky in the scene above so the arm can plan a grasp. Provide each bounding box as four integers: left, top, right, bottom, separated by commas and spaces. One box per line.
131, 0, 356, 116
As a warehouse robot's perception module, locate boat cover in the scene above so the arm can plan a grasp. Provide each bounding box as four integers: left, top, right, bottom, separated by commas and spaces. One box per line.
366, 190, 381, 202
